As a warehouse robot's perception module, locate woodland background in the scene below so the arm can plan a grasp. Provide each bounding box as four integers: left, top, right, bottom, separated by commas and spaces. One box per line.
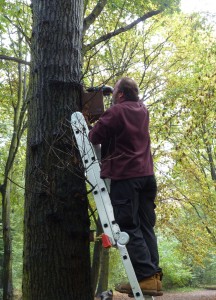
0, 0, 216, 299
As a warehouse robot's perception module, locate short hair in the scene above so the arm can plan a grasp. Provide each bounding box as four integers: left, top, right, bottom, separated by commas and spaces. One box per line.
117, 77, 139, 101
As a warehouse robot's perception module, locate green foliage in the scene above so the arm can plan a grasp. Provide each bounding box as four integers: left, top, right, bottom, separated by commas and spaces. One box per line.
11, 143, 26, 291
0, 2, 30, 296
108, 247, 127, 288
190, 254, 216, 287
0, 208, 3, 288
0, 0, 31, 39
12, 212, 24, 291
152, 13, 216, 265
159, 237, 192, 288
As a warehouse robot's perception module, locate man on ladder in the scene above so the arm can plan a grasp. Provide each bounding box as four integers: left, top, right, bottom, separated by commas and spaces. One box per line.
89, 77, 163, 297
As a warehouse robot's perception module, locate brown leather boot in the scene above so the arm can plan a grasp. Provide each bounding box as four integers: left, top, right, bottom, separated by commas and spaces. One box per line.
156, 272, 163, 291
115, 275, 163, 296
138, 275, 163, 296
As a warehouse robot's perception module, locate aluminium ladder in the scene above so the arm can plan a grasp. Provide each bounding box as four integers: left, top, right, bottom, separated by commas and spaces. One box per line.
71, 112, 154, 300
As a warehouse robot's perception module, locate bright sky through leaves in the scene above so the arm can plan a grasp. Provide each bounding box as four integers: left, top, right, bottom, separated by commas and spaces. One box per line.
181, 0, 216, 13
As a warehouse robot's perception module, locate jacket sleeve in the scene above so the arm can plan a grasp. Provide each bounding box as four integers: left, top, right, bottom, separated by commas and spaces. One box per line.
89, 106, 118, 145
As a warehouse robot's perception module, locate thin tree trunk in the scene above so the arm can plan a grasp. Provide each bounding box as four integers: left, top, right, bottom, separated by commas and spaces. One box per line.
96, 247, 110, 296
23, 1, 93, 299
91, 219, 103, 294
1, 56, 26, 300
2, 176, 13, 300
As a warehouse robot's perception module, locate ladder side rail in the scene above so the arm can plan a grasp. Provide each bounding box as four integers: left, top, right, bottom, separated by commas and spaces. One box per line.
86, 159, 120, 240
76, 127, 112, 218
117, 243, 155, 300
71, 112, 153, 300
71, 113, 119, 243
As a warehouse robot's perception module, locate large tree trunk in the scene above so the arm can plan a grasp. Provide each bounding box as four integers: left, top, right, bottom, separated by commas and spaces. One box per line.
23, 1, 93, 299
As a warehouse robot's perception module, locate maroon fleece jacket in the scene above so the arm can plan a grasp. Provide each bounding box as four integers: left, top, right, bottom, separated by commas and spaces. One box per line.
89, 100, 154, 180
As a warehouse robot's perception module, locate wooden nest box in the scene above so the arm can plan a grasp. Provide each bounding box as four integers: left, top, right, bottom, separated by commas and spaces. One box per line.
81, 86, 113, 122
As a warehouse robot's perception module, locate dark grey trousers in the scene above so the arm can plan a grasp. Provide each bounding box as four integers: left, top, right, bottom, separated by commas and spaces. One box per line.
110, 175, 162, 281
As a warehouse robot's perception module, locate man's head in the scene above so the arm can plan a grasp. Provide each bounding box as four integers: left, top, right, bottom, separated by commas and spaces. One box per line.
112, 77, 139, 104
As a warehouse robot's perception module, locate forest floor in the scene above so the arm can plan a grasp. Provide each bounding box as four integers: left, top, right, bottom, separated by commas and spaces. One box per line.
96, 289, 216, 300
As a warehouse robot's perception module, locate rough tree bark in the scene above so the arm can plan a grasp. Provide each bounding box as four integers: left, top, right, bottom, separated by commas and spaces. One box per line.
23, 1, 93, 299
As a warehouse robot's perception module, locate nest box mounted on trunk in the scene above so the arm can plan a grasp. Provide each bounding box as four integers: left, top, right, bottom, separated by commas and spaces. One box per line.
81, 86, 113, 122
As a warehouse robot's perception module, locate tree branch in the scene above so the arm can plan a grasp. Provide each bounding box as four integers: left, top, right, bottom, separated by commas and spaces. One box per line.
0, 184, 4, 195
4, 15, 31, 47
83, 0, 108, 35
0, 54, 30, 66
83, 9, 163, 54
6, 177, 25, 191
202, 124, 216, 181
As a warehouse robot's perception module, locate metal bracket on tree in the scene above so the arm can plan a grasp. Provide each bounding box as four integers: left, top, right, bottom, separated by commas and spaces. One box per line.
71, 112, 154, 300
